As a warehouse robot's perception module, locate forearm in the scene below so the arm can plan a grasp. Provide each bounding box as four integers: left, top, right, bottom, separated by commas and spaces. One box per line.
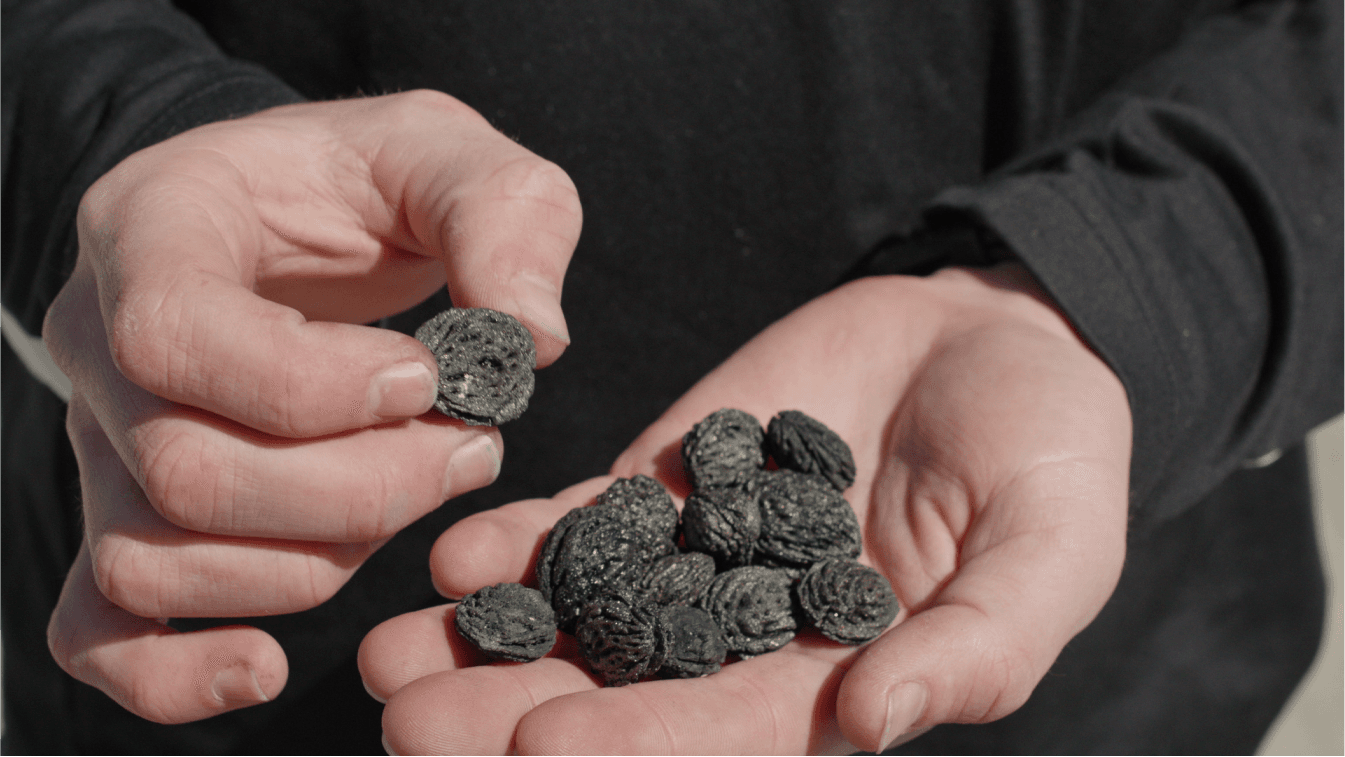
928, 0, 1342, 522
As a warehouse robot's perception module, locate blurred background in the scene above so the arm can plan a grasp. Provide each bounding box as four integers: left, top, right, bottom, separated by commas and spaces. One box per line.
2, 416, 1345, 752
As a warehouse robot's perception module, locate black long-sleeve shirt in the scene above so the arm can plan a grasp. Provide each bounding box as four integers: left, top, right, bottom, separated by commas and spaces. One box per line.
3, 1, 1340, 752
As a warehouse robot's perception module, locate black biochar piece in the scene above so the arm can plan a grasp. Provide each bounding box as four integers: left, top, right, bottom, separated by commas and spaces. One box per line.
638, 552, 716, 607
699, 566, 798, 655
548, 507, 676, 633
765, 410, 856, 491
656, 605, 728, 679
575, 591, 662, 687
454, 583, 557, 662
596, 474, 680, 543
534, 505, 592, 603
414, 308, 536, 426
681, 409, 765, 489
796, 559, 899, 644
682, 485, 760, 570
754, 470, 862, 568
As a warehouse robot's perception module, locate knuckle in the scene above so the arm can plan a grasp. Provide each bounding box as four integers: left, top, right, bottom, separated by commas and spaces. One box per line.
136, 425, 219, 531
388, 88, 479, 125
90, 533, 164, 618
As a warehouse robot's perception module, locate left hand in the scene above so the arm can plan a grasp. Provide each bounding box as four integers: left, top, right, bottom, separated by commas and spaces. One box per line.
359, 264, 1132, 754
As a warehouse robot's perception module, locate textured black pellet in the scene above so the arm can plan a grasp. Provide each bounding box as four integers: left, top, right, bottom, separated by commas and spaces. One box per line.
548, 507, 676, 633
754, 470, 862, 568
575, 592, 662, 687
699, 566, 798, 655
682, 485, 761, 570
454, 583, 557, 662
655, 605, 728, 679
638, 552, 716, 607
681, 409, 765, 489
414, 308, 536, 426
765, 410, 856, 491
596, 474, 680, 543
796, 559, 899, 645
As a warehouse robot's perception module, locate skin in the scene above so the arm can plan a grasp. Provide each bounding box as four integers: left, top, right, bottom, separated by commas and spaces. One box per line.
42, 91, 582, 724
360, 266, 1132, 755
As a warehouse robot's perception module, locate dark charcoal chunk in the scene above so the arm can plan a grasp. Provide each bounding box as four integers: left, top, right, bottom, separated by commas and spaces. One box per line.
796, 559, 899, 644
754, 470, 862, 568
454, 583, 557, 662
575, 591, 662, 687
699, 566, 798, 655
414, 308, 536, 426
638, 552, 716, 607
681, 409, 765, 489
534, 505, 591, 603
549, 507, 676, 633
596, 475, 679, 543
682, 485, 760, 570
655, 605, 728, 679
765, 410, 856, 491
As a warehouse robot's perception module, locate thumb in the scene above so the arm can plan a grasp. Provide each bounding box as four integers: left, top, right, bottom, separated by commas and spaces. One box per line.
357, 90, 583, 367
837, 471, 1127, 752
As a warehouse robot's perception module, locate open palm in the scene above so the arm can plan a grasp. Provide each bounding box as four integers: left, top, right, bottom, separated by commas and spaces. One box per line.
361, 264, 1132, 754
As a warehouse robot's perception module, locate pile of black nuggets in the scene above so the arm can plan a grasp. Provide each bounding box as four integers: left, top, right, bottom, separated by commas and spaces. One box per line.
454, 408, 900, 687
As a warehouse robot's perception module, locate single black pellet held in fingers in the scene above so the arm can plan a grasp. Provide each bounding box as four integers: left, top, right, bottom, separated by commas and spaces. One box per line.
765, 410, 856, 491
454, 583, 557, 662
682, 485, 761, 570
575, 591, 663, 687
638, 552, 716, 607
699, 566, 798, 655
655, 604, 728, 679
796, 559, 899, 644
414, 308, 536, 426
681, 408, 766, 489
754, 470, 862, 568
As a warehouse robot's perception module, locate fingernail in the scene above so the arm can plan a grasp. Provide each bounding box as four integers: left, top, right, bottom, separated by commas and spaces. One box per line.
511, 272, 569, 345
381, 734, 400, 756
211, 663, 269, 706
443, 435, 501, 500
879, 681, 929, 751
369, 362, 436, 419
362, 676, 388, 705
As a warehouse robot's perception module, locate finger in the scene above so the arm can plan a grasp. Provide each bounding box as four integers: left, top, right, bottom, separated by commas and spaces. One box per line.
514, 642, 858, 755
55, 274, 502, 541
428, 476, 617, 599
46, 542, 288, 724
381, 658, 600, 755
68, 393, 378, 618
359, 604, 482, 704
836, 466, 1128, 752
345, 91, 582, 366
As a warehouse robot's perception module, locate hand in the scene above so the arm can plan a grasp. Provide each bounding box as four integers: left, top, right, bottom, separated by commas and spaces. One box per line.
359, 264, 1132, 754
41, 90, 583, 724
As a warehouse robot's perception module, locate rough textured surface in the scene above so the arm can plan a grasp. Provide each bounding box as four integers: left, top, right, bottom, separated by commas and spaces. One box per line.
547, 506, 675, 632
699, 566, 798, 655
414, 308, 536, 426
596, 474, 680, 543
656, 605, 728, 679
534, 505, 592, 603
754, 470, 863, 567
575, 592, 663, 686
765, 410, 856, 491
796, 559, 899, 644
682, 485, 761, 570
454, 583, 557, 662
681, 408, 766, 489
638, 552, 716, 607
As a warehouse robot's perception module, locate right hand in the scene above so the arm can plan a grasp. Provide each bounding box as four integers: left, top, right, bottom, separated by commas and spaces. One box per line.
41, 90, 582, 724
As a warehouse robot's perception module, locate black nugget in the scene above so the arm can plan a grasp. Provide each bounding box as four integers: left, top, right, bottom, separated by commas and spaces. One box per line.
765, 410, 856, 491
681, 408, 766, 488
638, 552, 717, 607
699, 566, 798, 655
575, 591, 663, 687
454, 583, 557, 662
547, 506, 676, 632
682, 485, 761, 570
596, 474, 680, 543
754, 470, 863, 568
796, 559, 899, 644
655, 605, 728, 678
414, 308, 536, 426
